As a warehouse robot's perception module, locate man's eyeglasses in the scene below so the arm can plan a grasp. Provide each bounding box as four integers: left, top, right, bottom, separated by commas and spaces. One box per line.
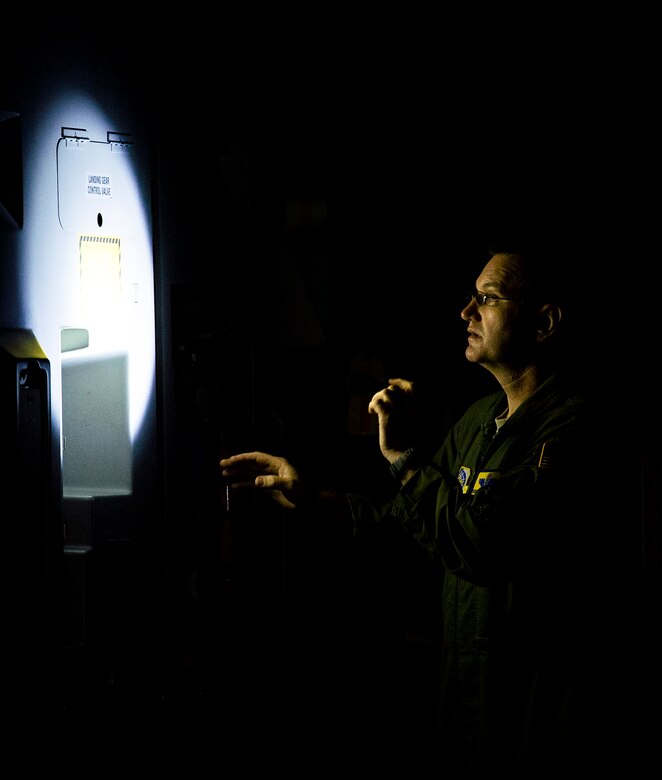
465, 291, 521, 307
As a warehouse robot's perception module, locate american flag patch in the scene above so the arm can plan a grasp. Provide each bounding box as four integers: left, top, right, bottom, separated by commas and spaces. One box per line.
538, 442, 551, 468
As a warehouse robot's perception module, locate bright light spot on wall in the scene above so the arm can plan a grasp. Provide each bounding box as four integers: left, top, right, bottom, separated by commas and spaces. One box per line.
22, 88, 156, 496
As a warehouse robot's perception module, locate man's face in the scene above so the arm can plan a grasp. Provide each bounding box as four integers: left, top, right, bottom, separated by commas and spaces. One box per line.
461, 253, 535, 372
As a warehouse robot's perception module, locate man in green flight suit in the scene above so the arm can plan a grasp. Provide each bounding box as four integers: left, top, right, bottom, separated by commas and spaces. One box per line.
221, 242, 637, 778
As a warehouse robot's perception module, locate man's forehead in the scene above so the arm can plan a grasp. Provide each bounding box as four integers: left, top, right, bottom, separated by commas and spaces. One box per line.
476, 254, 520, 289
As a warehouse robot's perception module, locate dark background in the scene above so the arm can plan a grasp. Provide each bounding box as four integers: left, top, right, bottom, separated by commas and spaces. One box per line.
2, 15, 658, 776
150, 26, 657, 777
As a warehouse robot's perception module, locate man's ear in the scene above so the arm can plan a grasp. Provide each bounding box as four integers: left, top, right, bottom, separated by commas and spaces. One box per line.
536, 303, 562, 343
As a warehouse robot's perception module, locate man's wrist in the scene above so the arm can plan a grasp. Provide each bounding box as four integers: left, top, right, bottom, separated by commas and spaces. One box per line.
389, 447, 415, 482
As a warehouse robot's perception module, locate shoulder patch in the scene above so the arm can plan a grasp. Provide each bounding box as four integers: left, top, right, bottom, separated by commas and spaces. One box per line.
457, 466, 471, 493
471, 470, 500, 494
